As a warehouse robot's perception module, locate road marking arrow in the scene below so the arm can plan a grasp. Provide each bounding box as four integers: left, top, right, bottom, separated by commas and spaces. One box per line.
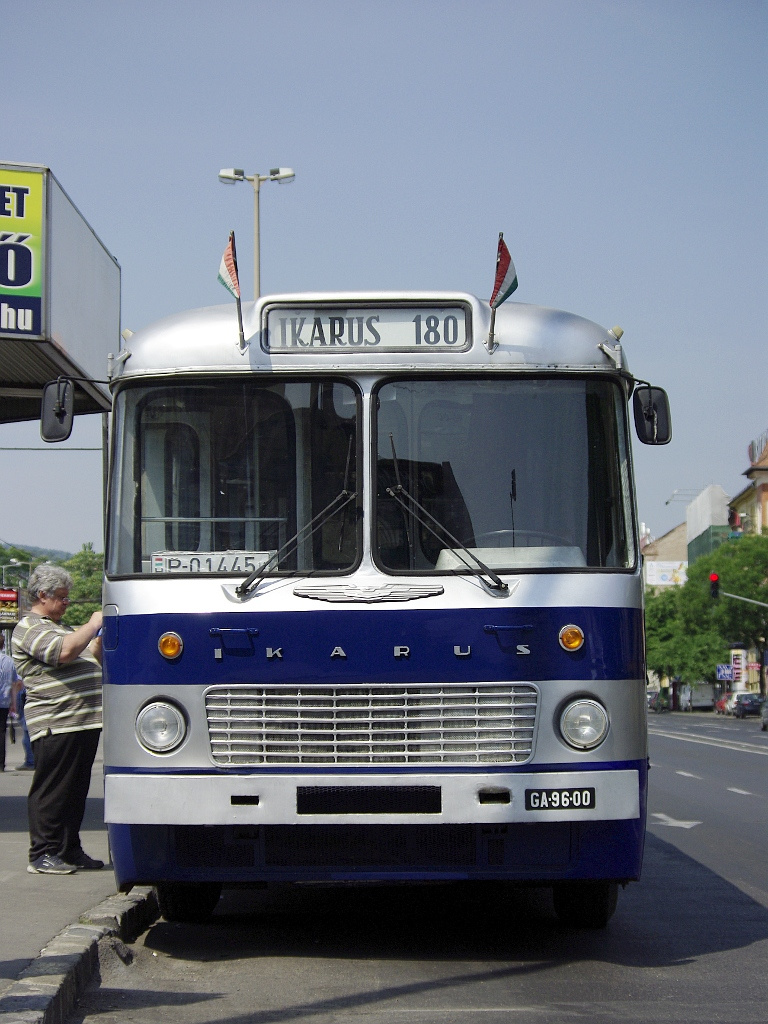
649, 812, 702, 829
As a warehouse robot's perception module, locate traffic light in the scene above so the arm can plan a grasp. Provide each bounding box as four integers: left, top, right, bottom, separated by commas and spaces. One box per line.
709, 572, 720, 599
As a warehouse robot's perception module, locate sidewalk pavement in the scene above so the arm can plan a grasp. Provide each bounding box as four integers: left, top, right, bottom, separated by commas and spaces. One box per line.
0, 730, 158, 1023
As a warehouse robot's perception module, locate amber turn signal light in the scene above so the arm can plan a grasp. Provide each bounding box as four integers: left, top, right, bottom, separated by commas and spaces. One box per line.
158, 632, 183, 659
558, 624, 585, 652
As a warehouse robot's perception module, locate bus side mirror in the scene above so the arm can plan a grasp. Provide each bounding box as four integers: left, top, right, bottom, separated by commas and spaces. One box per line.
633, 385, 671, 445
41, 378, 75, 442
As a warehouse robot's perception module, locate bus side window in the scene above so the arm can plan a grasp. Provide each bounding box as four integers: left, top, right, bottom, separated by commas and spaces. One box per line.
141, 420, 202, 558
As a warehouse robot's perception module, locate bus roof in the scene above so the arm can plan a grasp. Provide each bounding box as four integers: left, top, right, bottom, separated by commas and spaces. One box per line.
114, 292, 630, 382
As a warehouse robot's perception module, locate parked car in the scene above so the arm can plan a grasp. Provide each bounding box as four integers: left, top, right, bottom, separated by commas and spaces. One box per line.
724, 692, 743, 715
715, 692, 734, 715
732, 693, 764, 719
648, 692, 670, 713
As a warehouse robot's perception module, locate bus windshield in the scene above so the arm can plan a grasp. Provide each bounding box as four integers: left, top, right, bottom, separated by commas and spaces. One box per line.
107, 379, 359, 576
374, 377, 635, 572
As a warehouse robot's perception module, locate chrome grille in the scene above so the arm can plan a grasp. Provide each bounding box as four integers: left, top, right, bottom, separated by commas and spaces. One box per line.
205, 683, 538, 767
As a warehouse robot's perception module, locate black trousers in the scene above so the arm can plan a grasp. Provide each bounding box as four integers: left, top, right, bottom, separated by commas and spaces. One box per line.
28, 729, 101, 863
0, 707, 8, 770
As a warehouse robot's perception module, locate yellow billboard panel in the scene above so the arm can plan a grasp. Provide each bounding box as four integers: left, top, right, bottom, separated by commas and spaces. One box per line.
0, 167, 45, 337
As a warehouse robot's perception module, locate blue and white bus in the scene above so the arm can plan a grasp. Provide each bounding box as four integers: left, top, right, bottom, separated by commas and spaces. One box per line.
88, 292, 670, 926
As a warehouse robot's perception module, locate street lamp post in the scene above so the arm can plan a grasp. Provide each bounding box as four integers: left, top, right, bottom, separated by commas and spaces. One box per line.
218, 167, 295, 299
1, 559, 31, 586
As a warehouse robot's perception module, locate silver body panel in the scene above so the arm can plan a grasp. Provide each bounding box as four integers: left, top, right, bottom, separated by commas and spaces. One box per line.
113, 294, 630, 380
105, 768, 640, 826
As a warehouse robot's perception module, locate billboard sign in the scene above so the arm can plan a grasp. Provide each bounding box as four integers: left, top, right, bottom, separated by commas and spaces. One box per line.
0, 167, 45, 339
731, 649, 746, 684
0, 162, 120, 423
645, 561, 687, 587
0, 587, 20, 626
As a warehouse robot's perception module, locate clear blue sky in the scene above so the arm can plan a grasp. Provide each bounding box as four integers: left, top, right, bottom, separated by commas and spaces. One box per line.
1, 0, 766, 554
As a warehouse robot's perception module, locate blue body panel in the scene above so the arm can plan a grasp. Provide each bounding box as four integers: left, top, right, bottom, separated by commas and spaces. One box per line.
103, 605, 644, 686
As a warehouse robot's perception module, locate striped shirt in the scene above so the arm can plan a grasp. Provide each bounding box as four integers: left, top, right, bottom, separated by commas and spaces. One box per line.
12, 613, 102, 741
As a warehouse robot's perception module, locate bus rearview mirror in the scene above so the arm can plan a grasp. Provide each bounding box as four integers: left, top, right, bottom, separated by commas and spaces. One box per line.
633, 385, 671, 445
41, 378, 75, 443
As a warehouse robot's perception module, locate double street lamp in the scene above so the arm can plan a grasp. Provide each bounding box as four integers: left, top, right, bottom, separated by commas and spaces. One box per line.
1, 559, 31, 586
218, 167, 295, 299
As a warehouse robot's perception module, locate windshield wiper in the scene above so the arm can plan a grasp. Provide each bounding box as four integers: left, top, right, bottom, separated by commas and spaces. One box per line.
385, 435, 508, 593
236, 449, 357, 599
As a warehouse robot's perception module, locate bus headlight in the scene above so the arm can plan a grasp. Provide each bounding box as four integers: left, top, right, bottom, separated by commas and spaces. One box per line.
136, 701, 187, 753
559, 699, 609, 750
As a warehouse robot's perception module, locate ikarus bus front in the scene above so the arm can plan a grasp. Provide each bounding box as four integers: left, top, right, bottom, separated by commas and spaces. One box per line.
99, 292, 671, 926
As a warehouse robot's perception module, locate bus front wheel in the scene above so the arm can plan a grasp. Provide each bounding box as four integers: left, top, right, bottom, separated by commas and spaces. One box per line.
156, 881, 223, 923
552, 881, 618, 928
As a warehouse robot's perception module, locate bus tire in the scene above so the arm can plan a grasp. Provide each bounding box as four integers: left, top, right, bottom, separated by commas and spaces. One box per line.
552, 881, 618, 928
156, 881, 223, 923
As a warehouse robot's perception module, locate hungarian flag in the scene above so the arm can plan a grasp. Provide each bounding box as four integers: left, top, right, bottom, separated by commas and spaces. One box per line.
490, 233, 518, 308
218, 231, 241, 299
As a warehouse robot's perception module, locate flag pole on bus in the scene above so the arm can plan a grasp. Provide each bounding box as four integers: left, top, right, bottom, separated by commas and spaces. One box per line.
218, 230, 246, 351
487, 232, 518, 352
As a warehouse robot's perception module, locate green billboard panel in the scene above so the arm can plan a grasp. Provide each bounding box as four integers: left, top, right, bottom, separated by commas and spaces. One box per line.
0, 167, 45, 338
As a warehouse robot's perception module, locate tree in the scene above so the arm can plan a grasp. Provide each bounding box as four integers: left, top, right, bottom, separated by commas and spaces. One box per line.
645, 533, 768, 687
708, 533, 768, 634
704, 534, 768, 686
644, 587, 682, 681
61, 543, 103, 627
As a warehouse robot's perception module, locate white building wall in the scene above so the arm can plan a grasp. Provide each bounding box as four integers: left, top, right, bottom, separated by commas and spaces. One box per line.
686, 485, 730, 545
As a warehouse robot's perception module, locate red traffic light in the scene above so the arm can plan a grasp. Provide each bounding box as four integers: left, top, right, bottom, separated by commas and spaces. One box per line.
709, 572, 720, 598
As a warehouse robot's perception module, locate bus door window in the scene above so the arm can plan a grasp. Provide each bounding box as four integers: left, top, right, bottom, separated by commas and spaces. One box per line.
209, 392, 296, 558
139, 411, 207, 562
163, 423, 201, 551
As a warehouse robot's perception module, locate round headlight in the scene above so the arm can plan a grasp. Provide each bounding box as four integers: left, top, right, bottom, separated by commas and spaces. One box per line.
559, 699, 609, 750
136, 701, 187, 753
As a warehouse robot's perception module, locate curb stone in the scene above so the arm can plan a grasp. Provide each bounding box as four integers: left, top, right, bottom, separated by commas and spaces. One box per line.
0, 887, 159, 1024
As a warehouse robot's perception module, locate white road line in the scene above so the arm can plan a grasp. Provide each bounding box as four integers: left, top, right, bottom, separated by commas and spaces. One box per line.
649, 812, 702, 829
648, 729, 768, 756
727, 787, 753, 796
676, 770, 702, 779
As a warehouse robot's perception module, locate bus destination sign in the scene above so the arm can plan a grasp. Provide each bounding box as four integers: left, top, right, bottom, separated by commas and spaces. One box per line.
264, 304, 470, 353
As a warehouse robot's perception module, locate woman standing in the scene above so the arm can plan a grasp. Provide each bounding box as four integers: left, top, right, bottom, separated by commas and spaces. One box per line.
12, 565, 103, 874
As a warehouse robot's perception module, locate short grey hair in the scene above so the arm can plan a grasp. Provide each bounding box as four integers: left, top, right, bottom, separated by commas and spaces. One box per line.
27, 564, 74, 602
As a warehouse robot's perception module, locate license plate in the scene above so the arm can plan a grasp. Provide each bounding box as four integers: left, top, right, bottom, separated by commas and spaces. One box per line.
151, 551, 275, 574
524, 787, 596, 811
